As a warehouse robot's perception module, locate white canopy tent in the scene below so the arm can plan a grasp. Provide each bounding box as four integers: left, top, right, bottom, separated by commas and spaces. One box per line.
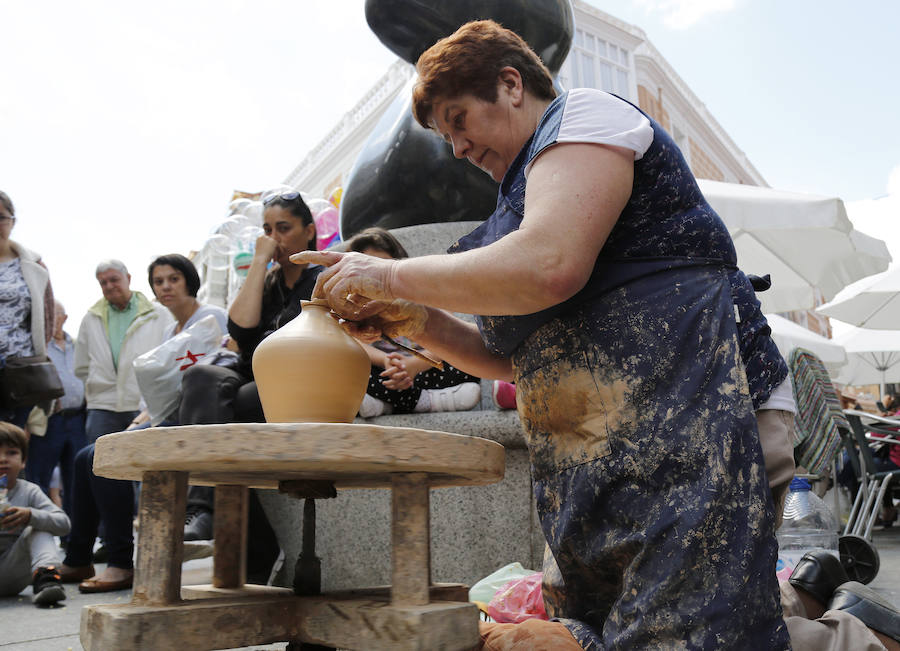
698, 180, 891, 314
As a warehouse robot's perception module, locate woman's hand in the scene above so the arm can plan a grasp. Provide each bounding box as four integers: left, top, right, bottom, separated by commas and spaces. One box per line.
338, 299, 428, 343
290, 250, 397, 320
254, 234, 278, 264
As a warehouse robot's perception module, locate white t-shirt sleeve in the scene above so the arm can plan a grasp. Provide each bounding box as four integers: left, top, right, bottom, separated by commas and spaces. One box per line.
525, 89, 654, 177
758, 375, 797, 414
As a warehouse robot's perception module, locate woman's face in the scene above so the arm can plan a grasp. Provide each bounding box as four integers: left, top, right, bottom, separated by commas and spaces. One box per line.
0, 204, 14, 243
151, 264, 191, 310
429, 92, 524, 183
263, 205, 316, 266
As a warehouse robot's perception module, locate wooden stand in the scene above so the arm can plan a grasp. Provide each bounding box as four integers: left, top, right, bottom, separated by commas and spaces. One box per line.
81, 423, 504, 651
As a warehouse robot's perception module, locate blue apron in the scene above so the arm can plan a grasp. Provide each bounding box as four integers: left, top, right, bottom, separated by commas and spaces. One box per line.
449, 91, 790, 649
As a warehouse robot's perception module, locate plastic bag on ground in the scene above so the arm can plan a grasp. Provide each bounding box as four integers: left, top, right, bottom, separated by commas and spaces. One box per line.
468, 562, 537, 605
488, 572, 548, 623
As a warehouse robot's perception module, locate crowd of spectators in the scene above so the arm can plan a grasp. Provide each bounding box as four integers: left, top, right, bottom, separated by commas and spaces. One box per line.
0, 188, 484, 607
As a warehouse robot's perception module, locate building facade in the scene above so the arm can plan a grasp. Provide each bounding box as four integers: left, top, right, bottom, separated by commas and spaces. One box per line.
284, 0, 766, 199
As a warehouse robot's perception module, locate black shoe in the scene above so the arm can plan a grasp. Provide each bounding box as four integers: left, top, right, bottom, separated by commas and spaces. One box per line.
828, 581, 900, 642
32, 566, 66, 606
788, 550, 849, 605
184, 508, 213, 541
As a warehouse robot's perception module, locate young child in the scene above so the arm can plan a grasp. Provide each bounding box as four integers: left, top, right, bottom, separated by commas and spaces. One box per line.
344, 228, 482, 418
0, 421, 71, 606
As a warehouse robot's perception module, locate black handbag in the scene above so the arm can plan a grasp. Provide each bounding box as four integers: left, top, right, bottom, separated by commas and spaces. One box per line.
0, 354, 65, 407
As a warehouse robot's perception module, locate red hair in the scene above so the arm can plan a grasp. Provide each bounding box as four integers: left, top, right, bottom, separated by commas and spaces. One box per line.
412, 20, 555, 129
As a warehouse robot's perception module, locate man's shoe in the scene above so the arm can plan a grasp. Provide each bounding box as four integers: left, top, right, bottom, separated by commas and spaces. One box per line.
788, 550, 849, 605
828, 581, 900, 642
57, 563, 95, 584
184, 508, 213, 541
78, 569, 134, 594
32, 566, 66, 606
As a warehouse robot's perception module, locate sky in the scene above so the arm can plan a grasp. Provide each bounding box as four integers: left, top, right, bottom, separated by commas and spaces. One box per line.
1, 0, 898, 334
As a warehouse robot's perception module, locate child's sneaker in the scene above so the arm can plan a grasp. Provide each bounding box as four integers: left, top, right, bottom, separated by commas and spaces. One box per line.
491, 381, 517, 410
417, 382, 482, 413
32, 566, 66, 606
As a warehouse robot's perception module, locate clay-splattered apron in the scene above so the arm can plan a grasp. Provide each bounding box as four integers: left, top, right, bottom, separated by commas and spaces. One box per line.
449, 91, 790, 648
453, 229, 789, 648
509, 261, 789, 649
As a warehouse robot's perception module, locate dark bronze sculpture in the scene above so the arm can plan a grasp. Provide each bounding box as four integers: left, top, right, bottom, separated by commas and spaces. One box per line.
339, 0, 574, 238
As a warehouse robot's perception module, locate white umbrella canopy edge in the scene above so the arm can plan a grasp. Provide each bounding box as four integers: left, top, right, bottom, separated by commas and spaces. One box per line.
816, 265, 900, 329
764, 314, 848, 377
832, 326, 900, 391
698, 179, 850, 229
698, 179, 892, 313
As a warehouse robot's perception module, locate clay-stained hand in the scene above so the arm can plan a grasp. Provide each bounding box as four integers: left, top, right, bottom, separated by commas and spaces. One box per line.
290, 250, 397, 321
339, 299, 429, 342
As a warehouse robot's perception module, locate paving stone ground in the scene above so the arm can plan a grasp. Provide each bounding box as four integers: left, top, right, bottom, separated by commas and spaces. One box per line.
2, 507, 898, 650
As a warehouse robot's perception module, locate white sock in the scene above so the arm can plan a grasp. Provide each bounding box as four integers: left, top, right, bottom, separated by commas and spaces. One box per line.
359, 394, 390, 418
413, 391, 432, 413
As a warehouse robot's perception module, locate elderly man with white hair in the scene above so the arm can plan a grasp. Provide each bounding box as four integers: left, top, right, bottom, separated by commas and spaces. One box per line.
74, 259, 171, 443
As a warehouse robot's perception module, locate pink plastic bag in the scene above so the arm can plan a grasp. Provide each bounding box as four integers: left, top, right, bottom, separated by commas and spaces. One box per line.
487, 572, 548, 623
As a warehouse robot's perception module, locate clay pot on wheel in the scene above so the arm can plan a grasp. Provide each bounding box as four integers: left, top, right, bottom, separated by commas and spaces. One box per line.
252, 298, 370, 423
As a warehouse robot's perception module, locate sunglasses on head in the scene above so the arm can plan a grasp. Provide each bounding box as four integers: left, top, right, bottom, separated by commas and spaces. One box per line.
262, 190, 302, 206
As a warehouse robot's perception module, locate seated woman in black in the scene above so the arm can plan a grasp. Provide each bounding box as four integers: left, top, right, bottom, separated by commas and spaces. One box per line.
179, 191, 322, 583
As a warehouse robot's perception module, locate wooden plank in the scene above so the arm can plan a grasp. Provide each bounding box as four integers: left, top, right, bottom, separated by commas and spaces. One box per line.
133, 471, 188, 606
157, 470, 493, 490
81, 594, 479, 651
92, 422, 505, 488
391, 473, 431, 606
212, 485, 247, 589
182, 582, 468, 602
181, 583, 292, 599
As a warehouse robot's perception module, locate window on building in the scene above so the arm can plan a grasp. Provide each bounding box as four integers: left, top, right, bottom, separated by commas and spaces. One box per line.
671, 123, 690, 165
572, 28, 631, 97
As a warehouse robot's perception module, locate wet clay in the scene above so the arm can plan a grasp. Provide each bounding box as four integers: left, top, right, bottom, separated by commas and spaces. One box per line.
252, 299, 371, 423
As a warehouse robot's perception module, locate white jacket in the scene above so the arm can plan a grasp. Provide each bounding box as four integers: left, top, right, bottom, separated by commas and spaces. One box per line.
75, 292, 173, 411
9, 240, 53, 357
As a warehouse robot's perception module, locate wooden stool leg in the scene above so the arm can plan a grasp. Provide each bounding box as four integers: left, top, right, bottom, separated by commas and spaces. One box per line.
133, 470, 188, 605
213, 485, 248, 588
391, 473, 431, 606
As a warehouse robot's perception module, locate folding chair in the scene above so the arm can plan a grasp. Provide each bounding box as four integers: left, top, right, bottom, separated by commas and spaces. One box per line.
787, 348, 879, 583
841, 409, 900, 583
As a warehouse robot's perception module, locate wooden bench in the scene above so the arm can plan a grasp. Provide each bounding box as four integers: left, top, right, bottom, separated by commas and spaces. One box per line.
82, 422, 505, 651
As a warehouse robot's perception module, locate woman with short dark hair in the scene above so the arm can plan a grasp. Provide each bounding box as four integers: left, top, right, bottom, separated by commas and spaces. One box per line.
147, 253, 201, 299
